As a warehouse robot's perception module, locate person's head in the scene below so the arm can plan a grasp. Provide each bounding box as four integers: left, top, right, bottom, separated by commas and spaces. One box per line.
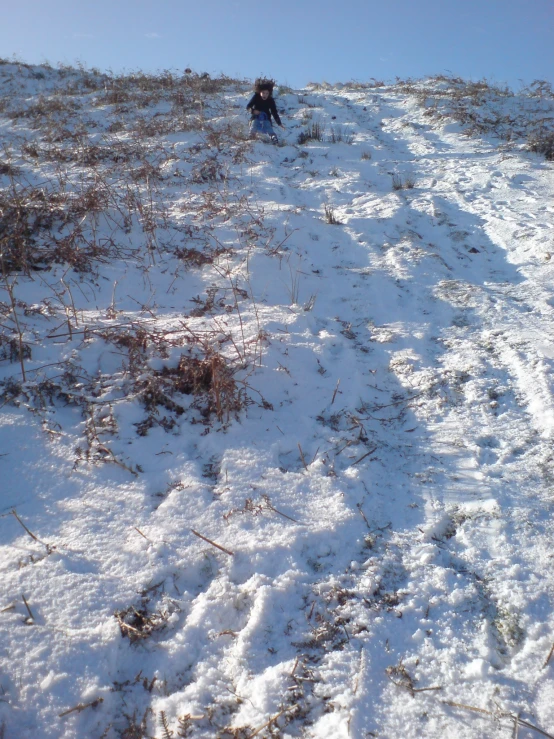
254, 78, 275, 98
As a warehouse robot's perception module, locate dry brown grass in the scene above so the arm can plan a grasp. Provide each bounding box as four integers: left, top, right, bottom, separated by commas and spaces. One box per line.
396, 75, 554, 155
0, 60, 284, 483
527, 130, 554, 160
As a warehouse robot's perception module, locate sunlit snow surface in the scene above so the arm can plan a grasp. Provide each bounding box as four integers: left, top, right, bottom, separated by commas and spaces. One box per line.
1, 65, 554, 738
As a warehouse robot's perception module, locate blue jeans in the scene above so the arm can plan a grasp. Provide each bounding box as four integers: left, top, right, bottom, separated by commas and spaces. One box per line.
250, 116, 277, 138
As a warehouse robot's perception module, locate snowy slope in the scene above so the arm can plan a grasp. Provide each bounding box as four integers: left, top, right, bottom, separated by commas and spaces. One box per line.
1, 63, 554, 739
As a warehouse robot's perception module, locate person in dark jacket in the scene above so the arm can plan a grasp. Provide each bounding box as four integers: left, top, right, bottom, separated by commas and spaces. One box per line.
246, 78, 284, 144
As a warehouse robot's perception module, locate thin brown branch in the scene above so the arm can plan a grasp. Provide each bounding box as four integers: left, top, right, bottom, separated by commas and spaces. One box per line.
265, 503, 298, 523
248, 705, 298, 738
442, 701, 554, 739
191, 529, 234, 556
441, 700, 494, 716
371, 391, 425, 412
543, 642, 554, 668
11, 509, 41, 543
350, 446, 378, 467
115, 614, 144, 638
134, 527, 152, 542
46, 318, 155, 339
59, 698, 104, 718
2, 275, 26, 381
516, 717, 554, 739
21, 593, 34, 622
357, 504, 371, 529
298, 443, 309, 471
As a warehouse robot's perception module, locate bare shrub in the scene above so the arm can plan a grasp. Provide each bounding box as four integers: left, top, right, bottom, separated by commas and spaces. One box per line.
108, 68, 246, 96
329, 125, 353, 144
21, 142, 40, 158
191, 157, 225, 183
392, 173, 415, 191
93, 321, 246, 429
132, 352, 241, 429
0, 161, 19, 176
133, 115, 177, 138
524, 80, 554, 98
116, 709, 152, 739
173, 244, 228, 268
106, 120, 125, 133
324, 204, 342, 224
527, 130, 554, 160
0, 333, 31, 364
342, 78, 385, 89
0, 176, 137, 275
298, 121, 325, 145
0, 184, 68, 273
405, 75, 554, 150
153, 351, 243, 424
7, 94, 81, 121
94, 89, 130, 106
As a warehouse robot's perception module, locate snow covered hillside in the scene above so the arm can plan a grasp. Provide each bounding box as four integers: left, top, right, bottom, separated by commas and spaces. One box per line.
1, 62, 554, 739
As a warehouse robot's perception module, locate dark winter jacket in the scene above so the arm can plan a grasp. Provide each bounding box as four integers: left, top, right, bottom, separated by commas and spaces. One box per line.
246, 93, 282, 125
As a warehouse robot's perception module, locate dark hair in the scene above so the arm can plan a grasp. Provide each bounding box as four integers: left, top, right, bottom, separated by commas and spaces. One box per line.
254, 77, 275, 94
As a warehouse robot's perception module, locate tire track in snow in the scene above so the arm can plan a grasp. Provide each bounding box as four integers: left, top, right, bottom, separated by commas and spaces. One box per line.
246, 87, 554, 735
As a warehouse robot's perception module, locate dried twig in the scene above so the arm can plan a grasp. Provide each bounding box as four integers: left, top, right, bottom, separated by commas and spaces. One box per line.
21, 593, 34, 623
298, 443, 309, 471
350, 446, 378, 467
442, 701, 554, 739
357, 504, 371, 529
134, 527, 152, 543
179, 713, 205, 721
543, 642, 554, 668
264, 501, 298, 523
248, 705, 298, 738
191, 529, 234, 556
331, 378, 340, 405
1, 269, 27, 381
11, 510, 40, 543
98, 447, 139, 477
114, 613, 144, 638
46, 318, 155, 339
442, 700, 499, 717
59, 698, 104, 718
371, 391, 425, 412
515, 717, 554, 739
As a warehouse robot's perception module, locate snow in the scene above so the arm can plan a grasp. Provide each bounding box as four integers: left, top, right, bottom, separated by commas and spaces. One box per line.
1, 63, 554, 738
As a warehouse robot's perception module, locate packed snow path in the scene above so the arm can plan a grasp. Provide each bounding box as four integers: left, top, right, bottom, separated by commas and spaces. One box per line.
1, 72, 554, 738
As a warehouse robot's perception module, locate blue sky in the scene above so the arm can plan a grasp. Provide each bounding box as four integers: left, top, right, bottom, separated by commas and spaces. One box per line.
1, 0, 552, 89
